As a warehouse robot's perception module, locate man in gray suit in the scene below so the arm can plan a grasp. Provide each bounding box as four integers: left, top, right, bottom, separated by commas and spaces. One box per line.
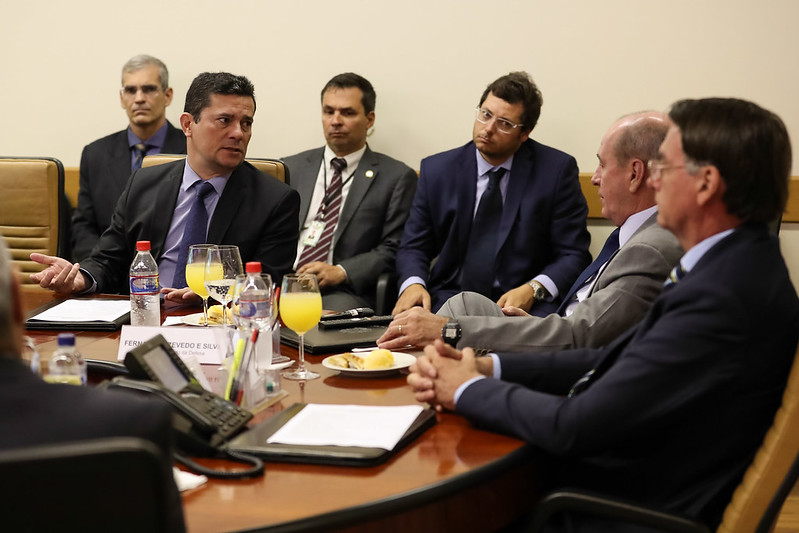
285, 73, 417, 311
378, 111, 683, 352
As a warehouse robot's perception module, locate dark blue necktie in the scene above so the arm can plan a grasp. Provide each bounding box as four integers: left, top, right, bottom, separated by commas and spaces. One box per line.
556, 227, 621, 315
132, 143, 148, 172
664, 263, 686, 287
171, 181, 216, 288
461, 168, 506, 297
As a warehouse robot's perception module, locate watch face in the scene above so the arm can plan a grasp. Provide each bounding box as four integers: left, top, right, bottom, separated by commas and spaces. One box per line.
442, 322, 460, 347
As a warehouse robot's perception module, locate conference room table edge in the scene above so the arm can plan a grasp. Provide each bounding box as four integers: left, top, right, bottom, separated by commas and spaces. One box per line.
20, 288, 543, 533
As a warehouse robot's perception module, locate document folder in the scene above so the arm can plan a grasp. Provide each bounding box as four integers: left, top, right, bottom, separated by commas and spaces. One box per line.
25, 298, 131, 331
225, 402, 436, 466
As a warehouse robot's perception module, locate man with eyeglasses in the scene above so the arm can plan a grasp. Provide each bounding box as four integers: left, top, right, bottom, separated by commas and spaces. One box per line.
71, 55, 187, 262
393, 71, 591, 316
379, 112, 683, 354
284, 73, 417, 311
407, 98, 799, 531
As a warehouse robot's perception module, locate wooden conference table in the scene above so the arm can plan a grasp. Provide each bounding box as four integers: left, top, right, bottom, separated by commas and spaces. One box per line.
22, 287, 541, 533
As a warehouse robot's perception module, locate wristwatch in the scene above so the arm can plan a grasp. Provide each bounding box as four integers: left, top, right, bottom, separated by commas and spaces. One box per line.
527, 280, 549, 302
442, 320, 462, 347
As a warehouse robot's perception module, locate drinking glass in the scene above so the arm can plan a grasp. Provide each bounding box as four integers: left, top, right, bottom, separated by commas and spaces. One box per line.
185, 244, 218, 326
280, 273, 322, 381
204, 245, 243, 327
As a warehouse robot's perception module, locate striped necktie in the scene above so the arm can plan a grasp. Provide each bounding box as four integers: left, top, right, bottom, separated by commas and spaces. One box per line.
132, 143, 148, 172
296, 157, 347, 268
664, 263, 687, 286
172, 181, 216, 288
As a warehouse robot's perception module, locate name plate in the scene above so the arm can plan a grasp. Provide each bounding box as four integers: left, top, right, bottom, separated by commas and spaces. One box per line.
117, 326, 229, 364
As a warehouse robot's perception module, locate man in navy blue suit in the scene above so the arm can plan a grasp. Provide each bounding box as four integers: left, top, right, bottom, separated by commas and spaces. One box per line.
408, 97, 799, 531
393, 72, 591, 315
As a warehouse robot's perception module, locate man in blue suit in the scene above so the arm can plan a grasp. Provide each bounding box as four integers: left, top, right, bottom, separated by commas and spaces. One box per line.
393, 72, 590, 315
408, 98, 799, 531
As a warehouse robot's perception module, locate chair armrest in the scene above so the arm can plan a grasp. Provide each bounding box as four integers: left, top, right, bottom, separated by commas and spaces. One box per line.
375, 272, 398, 316
526, 490, 710, 533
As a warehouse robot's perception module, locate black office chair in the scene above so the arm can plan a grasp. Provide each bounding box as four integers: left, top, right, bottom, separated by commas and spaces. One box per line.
0, 437, 182, 533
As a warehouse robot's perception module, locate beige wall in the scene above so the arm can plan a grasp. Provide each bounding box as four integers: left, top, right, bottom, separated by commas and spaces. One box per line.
4, 0, 799, 285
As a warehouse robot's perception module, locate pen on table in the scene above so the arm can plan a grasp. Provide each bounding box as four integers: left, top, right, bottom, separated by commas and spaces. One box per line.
231, 328, 259, 406
225, 333, 247, 401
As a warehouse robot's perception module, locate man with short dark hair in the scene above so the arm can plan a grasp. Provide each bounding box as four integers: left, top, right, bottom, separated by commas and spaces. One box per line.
284, 73, 417, 310
31, 72, 300, 296
0, 238, 185, 532
394, 72, 591, 315
72, 55, 187, 261
408, 97, 799, 530
379, 111, 683, 353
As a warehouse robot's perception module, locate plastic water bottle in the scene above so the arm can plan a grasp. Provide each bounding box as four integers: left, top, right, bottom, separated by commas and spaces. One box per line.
129, 240, 160, 327
237, 262, 272, 331
45, 333, 86, 386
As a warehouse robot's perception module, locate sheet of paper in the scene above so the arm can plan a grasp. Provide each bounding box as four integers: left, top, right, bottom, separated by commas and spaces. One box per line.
266, 404, 425, 450
30, 299, 130, 322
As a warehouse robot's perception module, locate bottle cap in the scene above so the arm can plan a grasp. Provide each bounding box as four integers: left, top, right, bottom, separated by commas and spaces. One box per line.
245, 262, 262, 273
57, 333, 75, 347
136, 241, 151, 252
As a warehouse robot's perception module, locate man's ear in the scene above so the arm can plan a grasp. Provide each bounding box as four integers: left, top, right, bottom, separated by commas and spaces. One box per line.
179, 112, 193, 137
696, 165, 724, 207
629, 159, 646, 193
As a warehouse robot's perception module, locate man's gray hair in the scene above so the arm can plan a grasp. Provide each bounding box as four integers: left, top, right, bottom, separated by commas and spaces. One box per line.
122, 54, 169, 91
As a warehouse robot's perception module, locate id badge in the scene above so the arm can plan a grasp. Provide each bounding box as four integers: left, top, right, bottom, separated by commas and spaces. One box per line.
302, 220, 326, 247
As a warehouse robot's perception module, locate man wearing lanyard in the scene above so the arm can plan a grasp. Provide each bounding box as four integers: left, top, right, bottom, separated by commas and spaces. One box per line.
284, 73, 417, 311
29, 72, 300, 295
71, 55, 187, 262
393, 71, 591, 316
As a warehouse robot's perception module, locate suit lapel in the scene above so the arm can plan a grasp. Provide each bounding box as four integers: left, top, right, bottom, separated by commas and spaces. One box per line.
456, 148, 478, 261
336, 146, 378, 239
110, 133, 133, 193
295, 149, 324, 225
496, 141, 533, 253
150, 161, 185, 257
208, 164, 248, 242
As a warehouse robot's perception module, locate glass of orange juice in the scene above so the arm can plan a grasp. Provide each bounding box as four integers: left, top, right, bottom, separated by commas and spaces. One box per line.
186, 244, 218, 326
280, 273, 322, 380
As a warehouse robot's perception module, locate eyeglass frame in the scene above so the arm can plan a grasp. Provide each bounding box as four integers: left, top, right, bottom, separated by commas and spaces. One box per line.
647, 159, 687, 178
474, 107, 527, 135
120, 84, 162, 97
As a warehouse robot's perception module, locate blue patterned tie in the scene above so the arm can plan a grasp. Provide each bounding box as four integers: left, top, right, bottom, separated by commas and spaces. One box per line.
556, 227, 621, 315
664, 263, 686, 286
171, 181, 216, 288
461, 168, 506, 297
132, 143, 148, 172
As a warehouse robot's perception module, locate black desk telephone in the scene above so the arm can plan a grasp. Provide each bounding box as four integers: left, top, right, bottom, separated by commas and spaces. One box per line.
102, 334, 253, 457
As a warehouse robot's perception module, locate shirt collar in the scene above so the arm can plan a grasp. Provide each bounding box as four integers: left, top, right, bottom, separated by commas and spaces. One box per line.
324, 144, 367, 174
475, 148, 514, 177
679, 228, 736, 273
126, 121, 169, 149
181, 160, 231, 195
619, 205, 659, 247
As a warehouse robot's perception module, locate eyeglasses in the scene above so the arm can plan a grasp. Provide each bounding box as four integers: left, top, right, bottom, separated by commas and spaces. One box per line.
647, 160, 686, 177
121, 84, 161, 97
474, 107, 526, 134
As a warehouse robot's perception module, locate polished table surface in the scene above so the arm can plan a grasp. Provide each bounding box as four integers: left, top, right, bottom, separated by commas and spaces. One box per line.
22, 287, 540, 533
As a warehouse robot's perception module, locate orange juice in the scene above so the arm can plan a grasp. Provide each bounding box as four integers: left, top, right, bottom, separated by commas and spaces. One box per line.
185, 263, 211, 298
280, 292, 322, 335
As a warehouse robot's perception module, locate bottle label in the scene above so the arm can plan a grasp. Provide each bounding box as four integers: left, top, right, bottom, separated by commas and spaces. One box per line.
130, 274, 159, 295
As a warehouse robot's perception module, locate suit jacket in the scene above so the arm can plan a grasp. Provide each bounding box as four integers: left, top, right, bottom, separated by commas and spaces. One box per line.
82, 159, 300, 294
396, 139, 591, 312
284, 146, 417, 306
457, 224, 799, 529
454, 213, 684, 352
0, 356, 185, 532
71, 122, 187, 261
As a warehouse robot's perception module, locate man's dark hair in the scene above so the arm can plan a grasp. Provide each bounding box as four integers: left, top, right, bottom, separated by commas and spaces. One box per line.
669, 98, 792, 225
479, 71, 543, 131
184, 72, 256, 122
321, 73, 376, 114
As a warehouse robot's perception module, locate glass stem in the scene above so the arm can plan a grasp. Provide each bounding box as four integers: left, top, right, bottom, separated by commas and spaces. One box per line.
202, 297, 209, 327
297, 334, 306, 372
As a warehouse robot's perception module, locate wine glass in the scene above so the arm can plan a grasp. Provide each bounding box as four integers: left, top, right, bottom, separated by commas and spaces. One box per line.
185, 244, 218, 326
280, 273, 322, 381
204, 245, 243, 327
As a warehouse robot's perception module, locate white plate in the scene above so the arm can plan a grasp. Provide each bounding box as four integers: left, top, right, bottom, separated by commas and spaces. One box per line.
322, 352, 416, 378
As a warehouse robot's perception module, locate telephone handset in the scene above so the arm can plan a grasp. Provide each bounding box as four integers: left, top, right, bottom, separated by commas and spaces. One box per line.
103, 334, 253, 456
